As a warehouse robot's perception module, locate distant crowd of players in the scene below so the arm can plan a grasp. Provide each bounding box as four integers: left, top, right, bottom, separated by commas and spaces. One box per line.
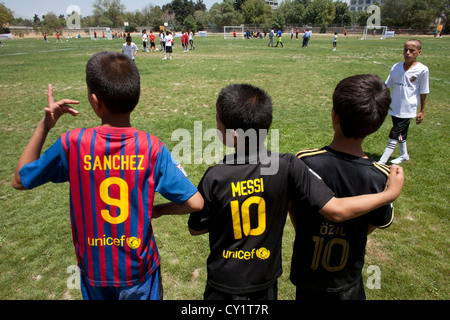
120, 29, 195, 61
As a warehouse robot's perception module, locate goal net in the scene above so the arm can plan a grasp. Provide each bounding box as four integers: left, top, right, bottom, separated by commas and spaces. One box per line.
89, 27, 112, 40
361, 26, 388, 40
224, 26, 244, 39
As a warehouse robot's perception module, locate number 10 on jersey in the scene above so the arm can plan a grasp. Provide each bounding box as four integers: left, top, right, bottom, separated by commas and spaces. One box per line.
230, 196, 266, 239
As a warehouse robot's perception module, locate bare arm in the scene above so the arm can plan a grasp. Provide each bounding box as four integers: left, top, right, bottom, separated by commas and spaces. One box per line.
416, 94, 427, 124
152, 191, 204, 219
12, 84, 79, 190
319, 165, 404, 222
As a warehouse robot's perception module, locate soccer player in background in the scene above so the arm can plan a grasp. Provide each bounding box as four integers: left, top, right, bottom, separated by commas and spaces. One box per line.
122, 36, 138, 62
188, 83, 404, 300
163, 31, 173, 60
290, 74, 395, 300
379, 39, 429, 164
12, 51, 203, 300
149, 31, 156, 52
142, 29, 149, 52
332, 32, 338, 51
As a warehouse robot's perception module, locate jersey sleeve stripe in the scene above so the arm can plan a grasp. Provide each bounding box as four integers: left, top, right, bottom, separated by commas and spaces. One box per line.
377, 205, 395, 229
373, 162, 390, 178
296, 149, 327, 159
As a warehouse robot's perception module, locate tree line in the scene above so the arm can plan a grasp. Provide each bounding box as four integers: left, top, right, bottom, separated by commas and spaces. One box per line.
3, 0, 449, 34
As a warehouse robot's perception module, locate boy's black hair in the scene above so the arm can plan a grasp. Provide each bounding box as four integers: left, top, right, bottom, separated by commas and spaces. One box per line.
216, 84, 273, 132
332, 74, 391, 139
86, 51, 140, 114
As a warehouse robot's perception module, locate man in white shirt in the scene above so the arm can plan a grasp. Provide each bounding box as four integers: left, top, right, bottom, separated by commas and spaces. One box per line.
379, 39, 429, 164
122, 36, 138, 61
163, 31, 173, 60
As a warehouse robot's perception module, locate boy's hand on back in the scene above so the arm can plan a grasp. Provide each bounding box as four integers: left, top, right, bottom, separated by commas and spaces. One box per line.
43, 84, 79, 130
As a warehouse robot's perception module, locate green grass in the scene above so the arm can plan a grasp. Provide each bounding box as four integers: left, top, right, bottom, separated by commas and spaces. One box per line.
0, 34, 449, 300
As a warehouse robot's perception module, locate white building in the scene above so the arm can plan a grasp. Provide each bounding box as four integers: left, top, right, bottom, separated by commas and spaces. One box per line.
265, 1, 279, 9
348, 0, 383, 12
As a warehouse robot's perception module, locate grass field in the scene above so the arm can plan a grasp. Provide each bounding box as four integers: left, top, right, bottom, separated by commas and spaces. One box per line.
0, 33, 448, 300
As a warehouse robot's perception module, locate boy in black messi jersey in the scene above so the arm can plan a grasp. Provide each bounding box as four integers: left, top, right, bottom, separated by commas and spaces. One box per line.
188, 83, 404, 300
289, 74, 395, 300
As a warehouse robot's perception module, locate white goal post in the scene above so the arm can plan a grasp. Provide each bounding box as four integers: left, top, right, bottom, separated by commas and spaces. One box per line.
361, 26, 388, 40
224, 26, 244, 39
89, 27, 112, 40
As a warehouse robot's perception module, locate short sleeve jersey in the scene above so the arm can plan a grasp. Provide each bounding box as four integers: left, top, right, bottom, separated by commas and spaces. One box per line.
165, 34, 173, 47
290, 147, 394, 292
385, 62, 429, 118
188, 150, 334, 294
19, 126, 197, 287
122, 42, 138, 60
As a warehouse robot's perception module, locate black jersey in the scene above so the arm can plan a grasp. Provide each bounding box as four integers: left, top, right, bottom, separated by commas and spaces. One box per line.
188, 149, 334, 294
290, 147, 394, 293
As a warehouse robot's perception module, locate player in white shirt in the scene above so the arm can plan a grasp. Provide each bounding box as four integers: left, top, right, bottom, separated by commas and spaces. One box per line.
142, 30, 149, 52
163, 31, 174, 60
379, 39, 429, 164
332, 32, 337, 51
189, 30, 195, 50
122, 36, 138, 61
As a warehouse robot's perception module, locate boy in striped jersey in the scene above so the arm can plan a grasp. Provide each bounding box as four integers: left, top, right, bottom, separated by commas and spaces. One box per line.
290, 74, 395, 300
12, 51, 203, 300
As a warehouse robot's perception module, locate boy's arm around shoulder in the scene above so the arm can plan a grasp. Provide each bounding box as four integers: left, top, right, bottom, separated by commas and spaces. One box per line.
319, 165, 404, 222
12, 84, 79, 190
152, 191, 203, 219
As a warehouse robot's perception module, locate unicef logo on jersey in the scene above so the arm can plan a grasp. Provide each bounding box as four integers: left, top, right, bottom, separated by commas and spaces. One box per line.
256, 247, 270, 260
222, 247, 270, 260
126, 237, 141, 249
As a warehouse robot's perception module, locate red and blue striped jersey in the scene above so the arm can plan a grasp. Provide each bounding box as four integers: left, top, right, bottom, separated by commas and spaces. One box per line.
20, 126, 197, 287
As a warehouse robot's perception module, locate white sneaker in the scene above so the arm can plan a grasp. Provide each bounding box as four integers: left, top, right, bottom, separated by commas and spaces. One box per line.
162, 57, 167, 60
391, 155, 409, 164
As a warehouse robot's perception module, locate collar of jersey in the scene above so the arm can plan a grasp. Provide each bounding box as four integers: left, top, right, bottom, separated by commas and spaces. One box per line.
220, 146, 272, 165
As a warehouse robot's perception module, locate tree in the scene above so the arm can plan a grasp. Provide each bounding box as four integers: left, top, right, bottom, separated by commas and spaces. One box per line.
333, 0, 352, 26
183, 15, 197, 32
93, 0, 125, 27
163, 0, 201, 25
381, 0, 448, 31
241, 0, 273, 25
278, 0, 306, 26
40, 12, 61, 34
304, 0, 335, 30
409, 0, 436, 31
381, 0, 413, 27
233, 0, 246, 12
209, 0, 242, 31
194, 10, 211, 30
0, 2, 14, 27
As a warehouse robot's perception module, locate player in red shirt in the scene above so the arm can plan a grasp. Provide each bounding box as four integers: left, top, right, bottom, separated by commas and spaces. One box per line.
149, 31, 156, 52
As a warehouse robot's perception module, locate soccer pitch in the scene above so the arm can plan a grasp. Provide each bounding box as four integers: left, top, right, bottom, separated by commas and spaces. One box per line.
0, 34, 448, 300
